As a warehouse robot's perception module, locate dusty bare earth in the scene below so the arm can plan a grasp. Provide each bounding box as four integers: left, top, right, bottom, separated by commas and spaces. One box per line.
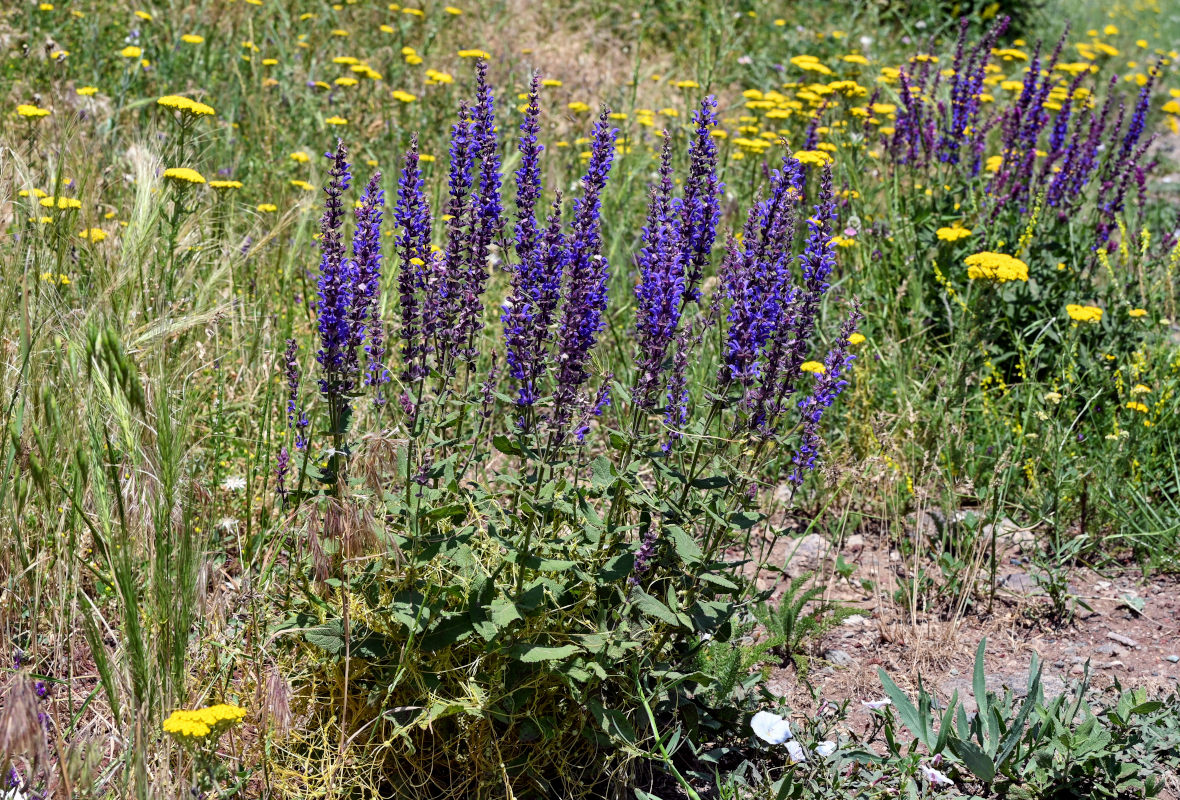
740, 515, 1180, 784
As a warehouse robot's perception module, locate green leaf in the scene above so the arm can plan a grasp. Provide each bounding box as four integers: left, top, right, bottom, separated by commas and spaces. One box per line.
590, 455, 617, 490
632, 589, 680, 627
667, 525, 702, 564
491, 434, 521, 456
514, 644, 579, 662
304, 620, 346, 655
878, 667, 928, 748
490, 595, 522, 628
950, 737, 997, 782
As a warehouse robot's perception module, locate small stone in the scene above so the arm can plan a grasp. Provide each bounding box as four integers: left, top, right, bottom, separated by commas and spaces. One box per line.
1165, 655, 1179, 664
823, 649, 855, 667
1107, 632, 1139, 649
842, 614, 870, 627
783, 533, 833, 578
888, 549, 901, 562
1070, 663, 1085, 675
1097, 660, 1125, 670
1094, 643, 1124, 657
845, 534, 865, 553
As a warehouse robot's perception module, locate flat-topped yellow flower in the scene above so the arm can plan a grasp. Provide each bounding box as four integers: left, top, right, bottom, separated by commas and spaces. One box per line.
16, 104, 50, 118
163, 167, 206, 184
157, 95, 215, 116
800, 361, 827, 374
79, 228, 107, 241
965, 251, 1028, 283
794, 149, 833, 167
120, 46, 142, 58
847, 332, 866, 345
209, 180, 243, 190
325, 116, 348, 126
936, 222, 972, 242
40, 196, 82, 209
1065, 304, 1102, 323
391, 90, 417, 103
457, 49, 490, 59
163, 703, 246, 742
181, 34, 204, 44
257, 203, 278, 212
1127, 308, 1147, 318
76, 86, 98, 96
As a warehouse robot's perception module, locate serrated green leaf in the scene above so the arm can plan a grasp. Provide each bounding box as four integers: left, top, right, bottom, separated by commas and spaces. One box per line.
514, 643, 579, 662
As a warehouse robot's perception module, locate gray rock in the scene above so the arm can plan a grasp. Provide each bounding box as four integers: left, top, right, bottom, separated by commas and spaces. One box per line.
1165, 655, 1179, 663
842, 614, 870, 627
823, 649, 856, 667
1107, 632, 1139, 649
783, 533, 832, 578
844, 534, 866, 553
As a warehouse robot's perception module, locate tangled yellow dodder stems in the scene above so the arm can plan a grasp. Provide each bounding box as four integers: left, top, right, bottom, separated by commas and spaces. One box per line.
163, 704, 246, 742
965, 251, 1029, 283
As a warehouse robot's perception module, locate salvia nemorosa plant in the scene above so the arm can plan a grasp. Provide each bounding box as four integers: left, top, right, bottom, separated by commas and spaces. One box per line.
275, 63, 859, 795
885, 18, 1162, 248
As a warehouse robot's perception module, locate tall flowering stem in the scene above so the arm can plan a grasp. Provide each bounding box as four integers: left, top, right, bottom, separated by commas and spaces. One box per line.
681, 96, 722, 302
790, 306, 862, 484
459, 60, 503, 362
503, 74, 557, 417
395, 136, 432, 383
315, 140, 354, 404
633, 133, 685, 408
552, 109, 617, 444
351, 173, 387, 405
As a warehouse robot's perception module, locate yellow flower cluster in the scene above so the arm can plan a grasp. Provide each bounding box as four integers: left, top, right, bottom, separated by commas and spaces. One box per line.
800, 360, 827, 374
163, 167, 206, 184
157, 95, 216, 116
16, 104, 51, 118
936, 222, 973, 242
163, 704, 246, 741
965, 251, 1029, 283
1065, 304, 1103, 323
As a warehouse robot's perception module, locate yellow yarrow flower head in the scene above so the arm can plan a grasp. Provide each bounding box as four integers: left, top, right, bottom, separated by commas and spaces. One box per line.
800, 360, 827, 374
794, 149, 833, 167
1127, 308, 1147, 318
181, 34, 204, 44
847, 332, 866, 345
936, 221, 972, 242
40, 196, 82, 209
1125, 401, 1148, 413
79, 228, 107, 241
209, 180, 243, 190
76, 86, 98, 96
120, 46, 143, 58
163, 704, 246, 744
1065, 304, 1103, 323
17, 104, 51, 118
965, 251, 1029, 283
325, 115, 348, 126
157, 95, 216, 117
163, 167, 206, 184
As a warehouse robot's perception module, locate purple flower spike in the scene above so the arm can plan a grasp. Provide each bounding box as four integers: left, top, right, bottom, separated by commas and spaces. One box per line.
634, 133, 685, 408
553, 108, 617, 443
315, 140, 355, 401
395, 135, 432, 382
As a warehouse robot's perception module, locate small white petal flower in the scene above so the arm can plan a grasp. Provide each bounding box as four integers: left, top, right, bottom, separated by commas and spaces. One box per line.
862, 698, 892, 710
920, 763, 955, 787
786, 740, 807, 764
751, 710, 793, 744
222, 476, 247, 491
814, 740, 838, 757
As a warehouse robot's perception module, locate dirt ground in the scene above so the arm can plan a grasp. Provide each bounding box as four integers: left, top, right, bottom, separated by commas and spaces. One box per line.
741, 517, 1180, 783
